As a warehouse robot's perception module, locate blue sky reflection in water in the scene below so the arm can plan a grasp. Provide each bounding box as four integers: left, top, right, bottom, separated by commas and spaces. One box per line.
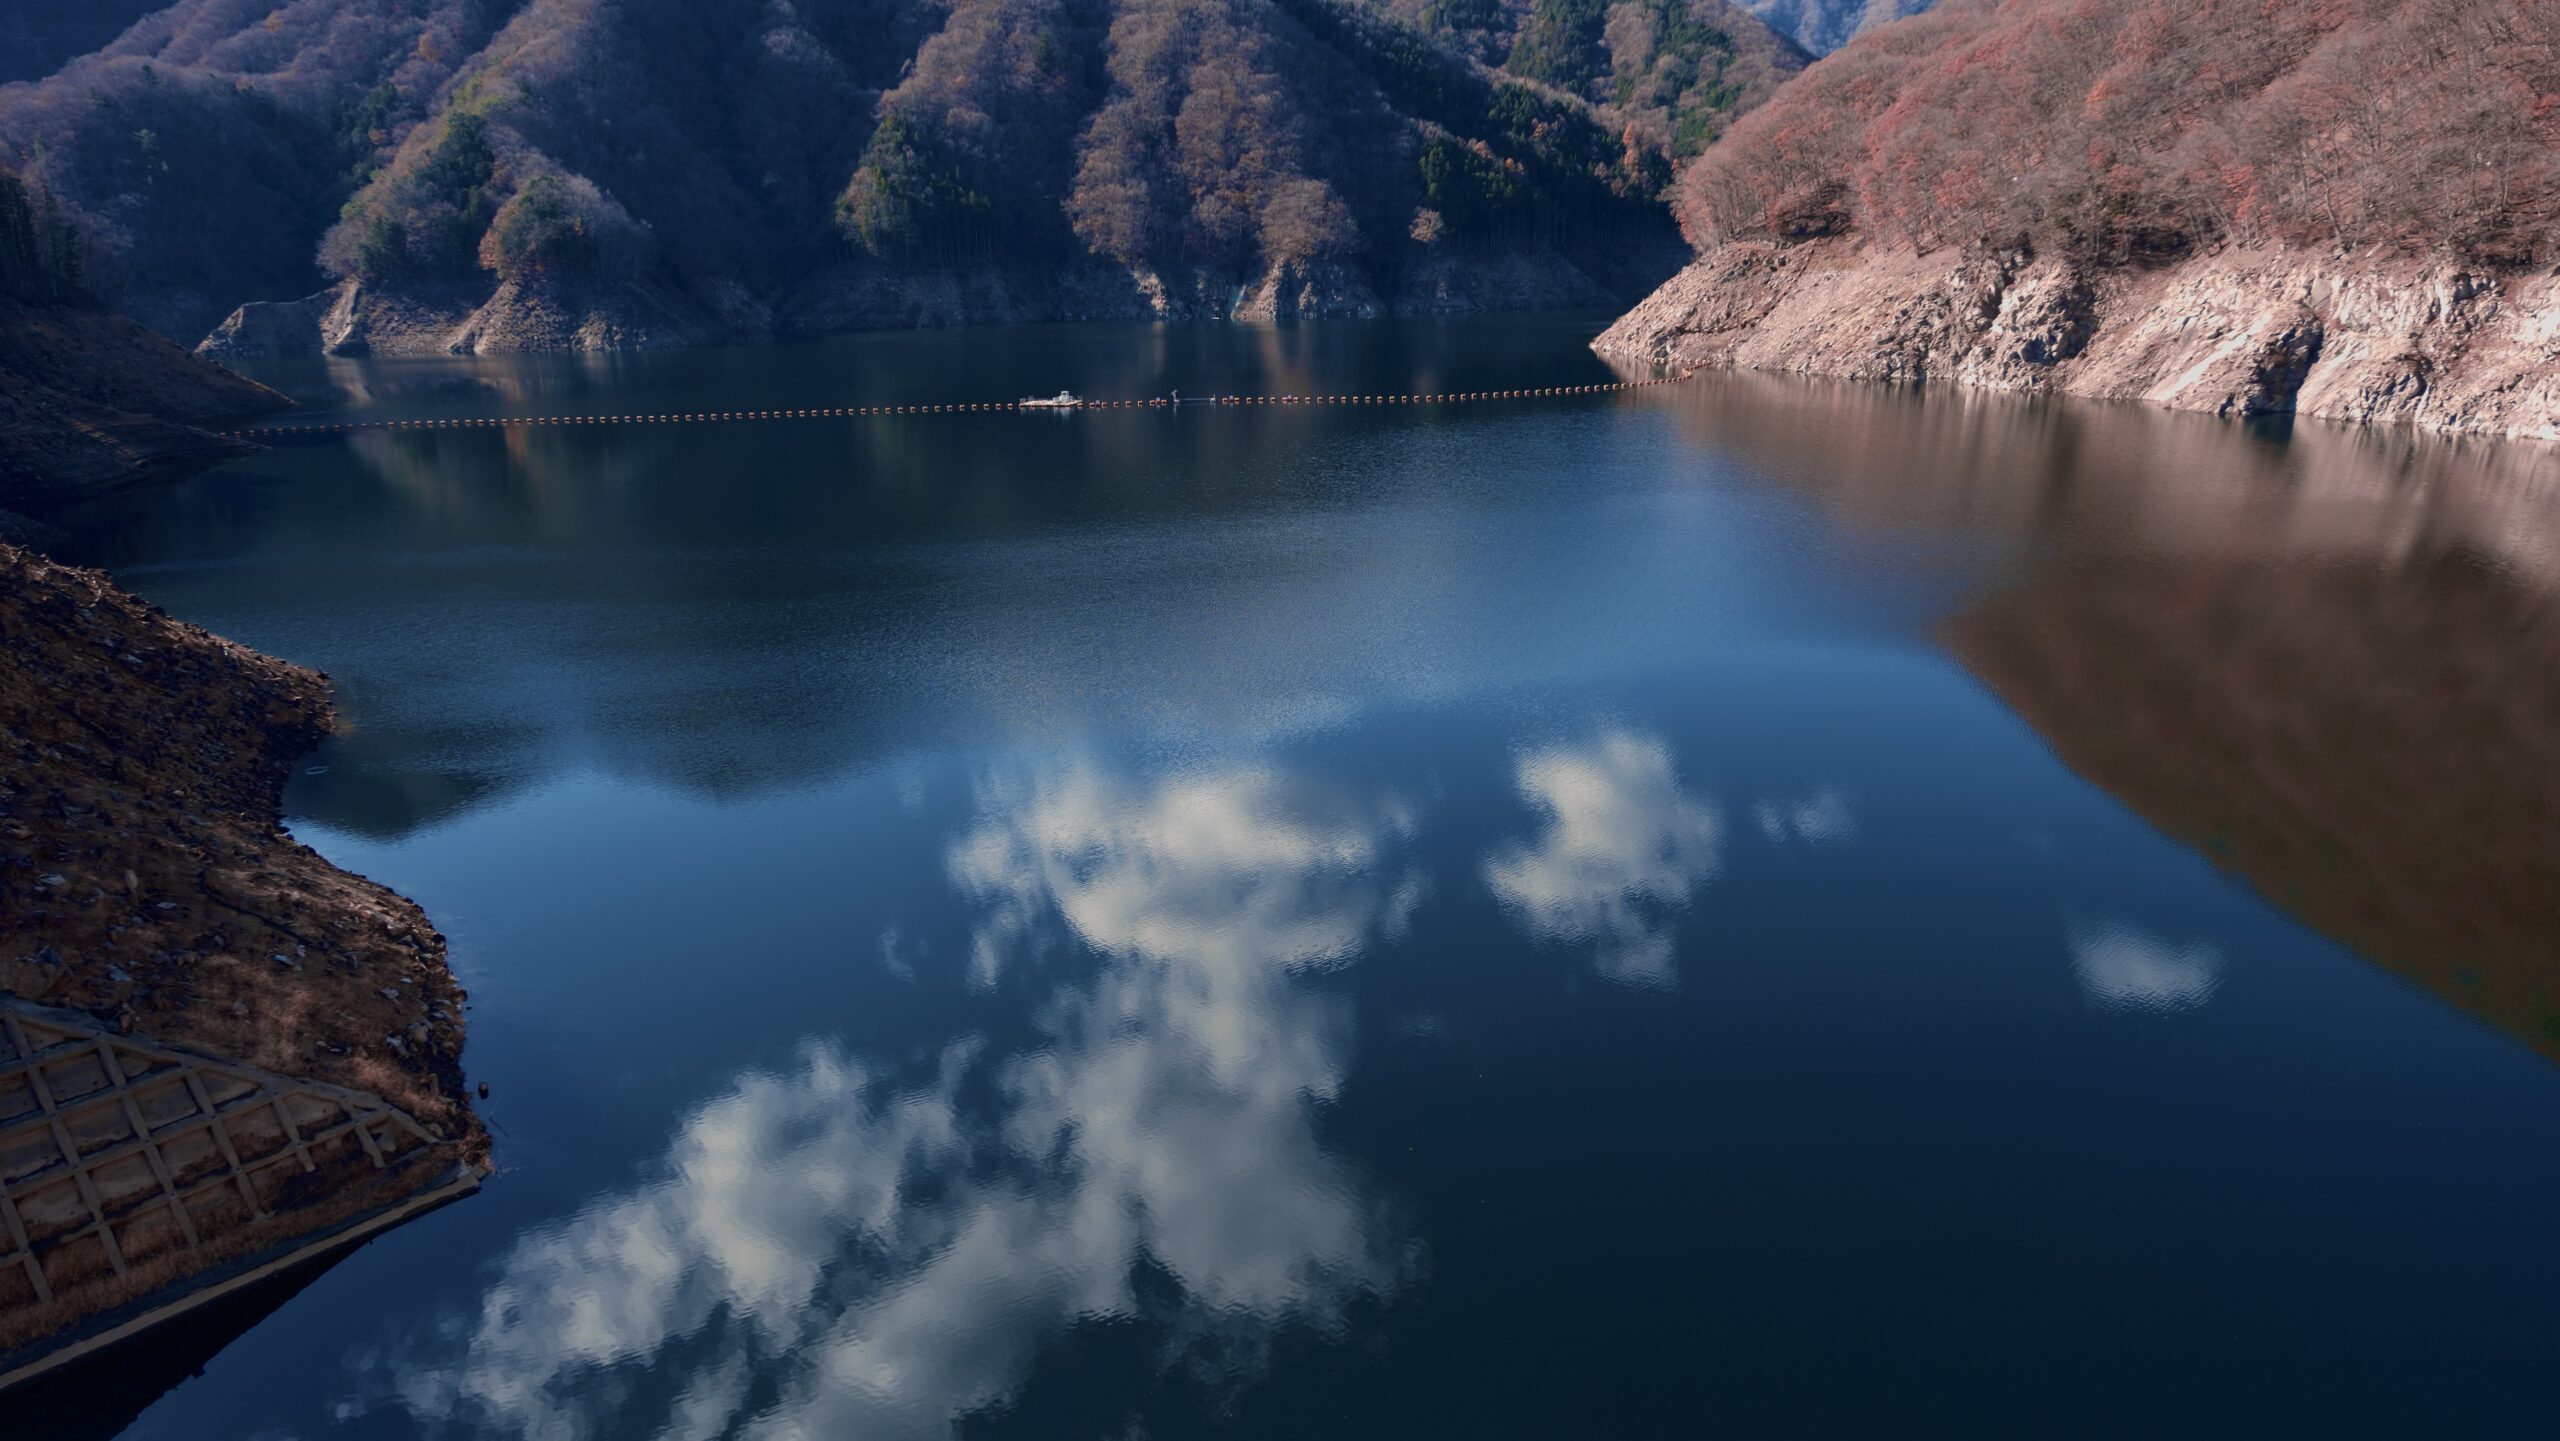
50, 317, 2560, 1438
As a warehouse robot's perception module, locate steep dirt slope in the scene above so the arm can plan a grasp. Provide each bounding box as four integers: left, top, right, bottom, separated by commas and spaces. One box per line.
0, 297, 284, 509
0, 543, 481, 1149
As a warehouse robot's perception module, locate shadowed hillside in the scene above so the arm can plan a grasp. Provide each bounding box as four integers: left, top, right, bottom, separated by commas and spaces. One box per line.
0, 1, 164, 84
0, 0, 1805, 348
0, 173, 282, 511
1358, 0, 1807, 155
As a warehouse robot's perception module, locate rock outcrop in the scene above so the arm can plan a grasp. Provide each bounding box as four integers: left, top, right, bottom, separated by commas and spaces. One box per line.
1594, 240, 2560, 440
197, 273, 744, 361
202, 251, 1627, 358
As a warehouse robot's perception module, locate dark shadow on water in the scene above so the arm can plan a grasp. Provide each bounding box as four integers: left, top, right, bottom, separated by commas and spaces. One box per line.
9, 1252, 345, 1441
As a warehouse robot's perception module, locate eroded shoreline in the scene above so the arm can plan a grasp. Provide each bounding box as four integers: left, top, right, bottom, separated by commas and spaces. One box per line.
1596, 240, 2560, 441
0, 541, 485, 1370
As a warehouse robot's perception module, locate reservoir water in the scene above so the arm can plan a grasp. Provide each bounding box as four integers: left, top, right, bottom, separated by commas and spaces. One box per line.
45, 316, 2560, 1437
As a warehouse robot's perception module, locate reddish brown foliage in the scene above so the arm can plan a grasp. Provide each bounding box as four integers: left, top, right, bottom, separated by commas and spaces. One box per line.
1680, 0, 2560, 265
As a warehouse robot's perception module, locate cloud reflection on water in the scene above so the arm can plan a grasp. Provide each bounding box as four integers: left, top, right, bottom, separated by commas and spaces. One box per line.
1753, 789, 1856, 845
1484, 730, 1722, 989
2071, 924, 2224, 1013
947, 764, 1422, 994
376, 759, 1421, 1439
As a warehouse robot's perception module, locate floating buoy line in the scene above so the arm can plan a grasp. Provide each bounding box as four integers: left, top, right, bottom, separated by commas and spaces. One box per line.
220, 373, 1695, 438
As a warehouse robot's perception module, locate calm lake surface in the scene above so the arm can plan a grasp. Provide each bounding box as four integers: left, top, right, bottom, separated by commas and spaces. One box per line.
46, 316, 2560, 1437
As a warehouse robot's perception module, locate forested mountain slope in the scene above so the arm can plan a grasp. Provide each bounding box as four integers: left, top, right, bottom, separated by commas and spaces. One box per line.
1361, 0, 1806, 155
0, 0, 1800, 352
0, 0, 522, 339
1598, 0, 2560, 439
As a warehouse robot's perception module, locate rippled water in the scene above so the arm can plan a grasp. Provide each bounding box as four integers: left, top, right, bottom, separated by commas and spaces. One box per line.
45, 317, 2560, 1437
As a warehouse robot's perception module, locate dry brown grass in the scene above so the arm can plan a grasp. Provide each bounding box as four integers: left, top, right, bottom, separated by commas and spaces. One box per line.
0, 541, 487, 1358
0, 544, 481, 1150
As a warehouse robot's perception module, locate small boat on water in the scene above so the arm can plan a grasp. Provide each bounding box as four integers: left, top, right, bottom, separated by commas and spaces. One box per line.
1019, 390, 1083, 409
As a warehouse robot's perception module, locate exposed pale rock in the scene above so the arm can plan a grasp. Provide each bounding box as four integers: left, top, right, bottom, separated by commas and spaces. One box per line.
1596, 240, 2560, 440
1233, 259, 1384, 322
201, 252, 1633, 357
200, 275, 728, 359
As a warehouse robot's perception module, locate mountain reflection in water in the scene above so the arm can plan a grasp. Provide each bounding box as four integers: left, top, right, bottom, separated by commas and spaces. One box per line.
1658, 373, 2560, 1060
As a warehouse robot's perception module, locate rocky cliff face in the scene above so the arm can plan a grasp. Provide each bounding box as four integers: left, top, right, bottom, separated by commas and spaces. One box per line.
201, 252, 1624, 359
1595, 241, 2560, 440
196, 274, 743, 361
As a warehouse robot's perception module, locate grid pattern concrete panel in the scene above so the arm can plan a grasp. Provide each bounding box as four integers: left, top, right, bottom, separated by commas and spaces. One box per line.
0, 1002, 440, 1314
